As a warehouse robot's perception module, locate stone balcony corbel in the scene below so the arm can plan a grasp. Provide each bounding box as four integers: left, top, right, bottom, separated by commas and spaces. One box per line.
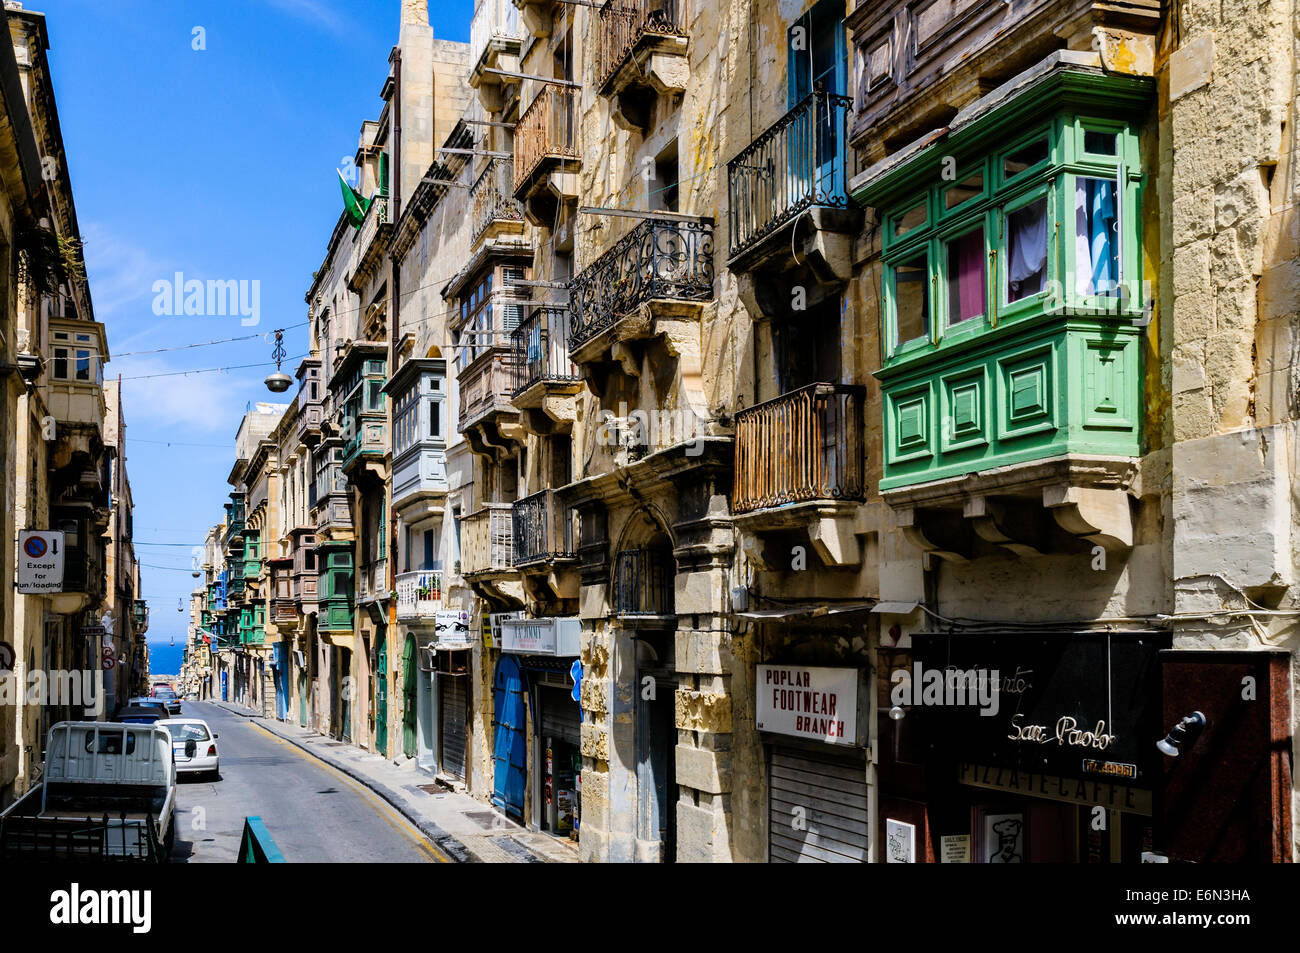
1043, 484, 1134, 551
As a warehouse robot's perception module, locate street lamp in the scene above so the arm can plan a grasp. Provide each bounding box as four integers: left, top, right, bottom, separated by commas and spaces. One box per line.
265, 328, 292, 393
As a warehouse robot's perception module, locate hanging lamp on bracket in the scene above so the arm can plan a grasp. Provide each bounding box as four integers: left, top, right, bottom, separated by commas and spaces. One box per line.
265, 328, 292, 392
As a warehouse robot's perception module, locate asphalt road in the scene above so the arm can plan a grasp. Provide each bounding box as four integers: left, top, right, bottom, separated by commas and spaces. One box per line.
171, 701, 445, 863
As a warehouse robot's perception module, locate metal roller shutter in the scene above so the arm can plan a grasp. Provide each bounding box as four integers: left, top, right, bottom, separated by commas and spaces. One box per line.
440, 674, 468, 780
540, 686, 580, 746
769, 746, 869, 863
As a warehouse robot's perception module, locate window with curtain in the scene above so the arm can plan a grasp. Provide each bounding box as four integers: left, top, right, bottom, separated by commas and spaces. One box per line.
877, 113, 1139, 366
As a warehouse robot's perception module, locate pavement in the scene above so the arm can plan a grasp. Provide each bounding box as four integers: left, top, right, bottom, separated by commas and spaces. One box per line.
200, 698, 580, 863
172, 701, 443, 863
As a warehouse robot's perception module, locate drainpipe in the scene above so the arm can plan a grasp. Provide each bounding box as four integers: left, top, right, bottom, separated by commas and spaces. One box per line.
389, 47, 402, 601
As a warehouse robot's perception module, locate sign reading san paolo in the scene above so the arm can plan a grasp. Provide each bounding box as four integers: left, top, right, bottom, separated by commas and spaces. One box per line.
17, 530, 64, 594
756, 665, 859, 746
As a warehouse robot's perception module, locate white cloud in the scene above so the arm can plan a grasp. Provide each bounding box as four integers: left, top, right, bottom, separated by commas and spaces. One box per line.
113, 354, 266, 435
263, 0, 348, 36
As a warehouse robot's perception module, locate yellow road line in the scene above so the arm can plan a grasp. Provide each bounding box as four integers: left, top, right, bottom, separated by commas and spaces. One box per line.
246, 721, 448, 863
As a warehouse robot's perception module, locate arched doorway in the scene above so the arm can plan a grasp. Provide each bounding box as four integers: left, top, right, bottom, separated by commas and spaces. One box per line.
375, 633, 389, 755
402, 635, 417, 759
492, 655, 528, 820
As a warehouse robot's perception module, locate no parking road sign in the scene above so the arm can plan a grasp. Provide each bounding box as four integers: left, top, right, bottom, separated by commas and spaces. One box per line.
17, 530, 64, 594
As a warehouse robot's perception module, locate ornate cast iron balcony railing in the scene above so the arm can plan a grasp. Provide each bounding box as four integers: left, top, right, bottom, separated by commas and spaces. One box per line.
596, 0, 689, 91
511, 307, 579, 395
568, 217, 714, 354
514, 85, 579, 195
733, 382, 866, 515
461, 504, 515, 576
512, 489, 576, 567
471, 158, 524, 245
614, 548, 675, 616
727, 88, 853, 260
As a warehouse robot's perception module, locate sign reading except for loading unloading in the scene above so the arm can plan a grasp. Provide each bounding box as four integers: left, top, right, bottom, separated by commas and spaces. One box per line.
17, 530, 65, 593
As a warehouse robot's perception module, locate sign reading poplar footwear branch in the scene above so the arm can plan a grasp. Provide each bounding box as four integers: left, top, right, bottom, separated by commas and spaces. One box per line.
756, 664, 860, 746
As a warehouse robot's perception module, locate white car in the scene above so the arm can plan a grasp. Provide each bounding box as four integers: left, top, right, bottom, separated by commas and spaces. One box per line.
157, 718, 220, 779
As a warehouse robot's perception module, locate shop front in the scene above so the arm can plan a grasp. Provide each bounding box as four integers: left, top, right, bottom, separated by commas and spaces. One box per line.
897, 631, 1170, 863
497, 616, 582, 841
756, 663, 870, 863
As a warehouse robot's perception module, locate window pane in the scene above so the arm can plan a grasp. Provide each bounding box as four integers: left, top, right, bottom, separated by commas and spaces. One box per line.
428, 399, 441, 438
1084, 130, 1117, 155
944, 172, 983, 210
54, 348, 68, 379
1004, 138, 1049, 179
75, 350, 91, 380
1006, 198, 1048, 302
893, 202, 926, 238
1074, 177, 1120, 296
894, 253, 929, 345
946, 227, 985, 325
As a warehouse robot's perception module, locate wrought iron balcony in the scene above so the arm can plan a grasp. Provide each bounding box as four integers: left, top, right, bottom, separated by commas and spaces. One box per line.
471, 158, 524, 246
614, 548, 674, 617
568, 217, 714, 355
727, 88, 853, 262
510, 307, 579, 397
733, 383, 866, 515
461, 504, 515, 576
354, 193, 392, 286
514, 85, 579, 198
596, 0, 690, 92
511, 489, 576, 568
395, 570, 444, 621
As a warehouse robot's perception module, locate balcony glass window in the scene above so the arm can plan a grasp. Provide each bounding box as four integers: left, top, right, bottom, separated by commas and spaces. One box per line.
394, 386, 418, 455
879, 114, 1140, 366
50, 331, 101, 383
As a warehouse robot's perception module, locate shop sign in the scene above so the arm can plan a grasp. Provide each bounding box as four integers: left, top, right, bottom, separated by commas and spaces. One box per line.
958, 762, 1154, 816
499, 617, 580, 657
17, 530, 64, 593
434, 610, 470, 646
913, 633, 1167, 785
756, 665, 860, 746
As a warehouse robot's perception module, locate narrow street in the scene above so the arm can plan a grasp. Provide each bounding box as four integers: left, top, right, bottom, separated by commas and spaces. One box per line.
170, 702, 445, 863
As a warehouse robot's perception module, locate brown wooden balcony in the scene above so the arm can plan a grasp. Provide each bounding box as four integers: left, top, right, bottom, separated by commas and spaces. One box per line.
457, 347, 521, 455
733, 383, 866, 515
511, 489, 576, 568
568, 217, 714, 364
471, 157, 525, 249
513, 85, 579, 221
461, 504, 515, 577
846, 0, 1161, 167
596, 0, 690, 127
726, 89, 860, 278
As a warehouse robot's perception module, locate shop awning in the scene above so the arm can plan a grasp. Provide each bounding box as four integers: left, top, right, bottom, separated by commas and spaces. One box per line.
735, 601, 875, 621
871, 601, 920, 615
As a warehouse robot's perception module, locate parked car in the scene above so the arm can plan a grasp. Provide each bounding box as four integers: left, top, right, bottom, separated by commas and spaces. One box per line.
0, 722, 176, 860
152, 688, 182, 715
127, 697, 170, 719
157, 718, 219, 779
113, 705, 166, 724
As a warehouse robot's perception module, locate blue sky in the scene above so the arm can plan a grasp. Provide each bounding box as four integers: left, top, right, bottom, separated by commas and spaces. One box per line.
35, 0, 471, 660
